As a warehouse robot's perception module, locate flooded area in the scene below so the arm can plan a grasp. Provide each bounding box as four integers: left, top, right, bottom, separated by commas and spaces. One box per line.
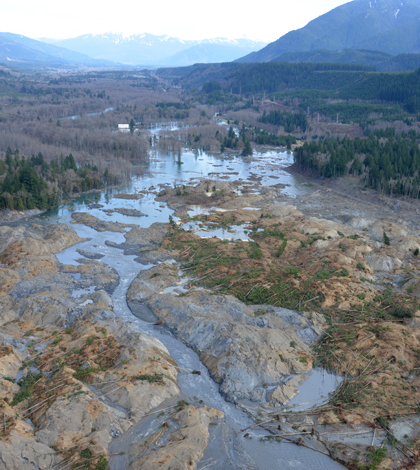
39, 145, 307, 230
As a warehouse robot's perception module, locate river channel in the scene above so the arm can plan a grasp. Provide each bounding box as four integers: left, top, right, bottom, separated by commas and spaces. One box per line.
35, 142, 344, 469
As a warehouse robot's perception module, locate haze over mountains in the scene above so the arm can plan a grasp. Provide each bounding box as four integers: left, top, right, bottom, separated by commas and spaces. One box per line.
3, 0, 420, 70
239, 0, 420, 62
41, 33, 266, 66
0, 32, 114, 68
0, 31, 265, 69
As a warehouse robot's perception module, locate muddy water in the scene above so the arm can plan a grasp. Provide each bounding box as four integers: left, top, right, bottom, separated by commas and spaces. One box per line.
50, 146, 344, 469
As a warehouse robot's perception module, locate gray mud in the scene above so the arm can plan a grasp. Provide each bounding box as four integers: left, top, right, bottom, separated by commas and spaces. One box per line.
36, 146, 349, 469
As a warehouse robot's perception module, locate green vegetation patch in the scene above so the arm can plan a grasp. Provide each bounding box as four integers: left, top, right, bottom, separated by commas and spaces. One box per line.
247, 241, 263, 259
136, 373, 165, 384
11, 371, 43, 406
73, 367, 98, 380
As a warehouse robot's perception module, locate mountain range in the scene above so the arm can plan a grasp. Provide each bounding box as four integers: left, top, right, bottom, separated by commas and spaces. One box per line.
40, 33, 266, 66
4, 0, 420, 71
238, 0, 420, 62
0, 32, 114, 68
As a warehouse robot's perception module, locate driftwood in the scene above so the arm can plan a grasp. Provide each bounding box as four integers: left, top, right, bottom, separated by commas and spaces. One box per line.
245, 283, 261, 297
236, 418, 274, 434
142, 400, 202, 418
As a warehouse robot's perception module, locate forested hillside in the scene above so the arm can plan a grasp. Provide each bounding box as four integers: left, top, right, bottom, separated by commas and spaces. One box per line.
272, 50, 420, 72
259, 110, 308, 133
225, 64, 419, 107
158, 63, 420, 117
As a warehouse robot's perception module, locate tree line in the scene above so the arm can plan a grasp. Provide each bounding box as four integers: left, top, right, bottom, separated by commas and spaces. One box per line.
218, 125, 296, 152
259, 110, 308, 132
254, 129, 296, 149
294, 130, 420, 198
0, 147, 120, 210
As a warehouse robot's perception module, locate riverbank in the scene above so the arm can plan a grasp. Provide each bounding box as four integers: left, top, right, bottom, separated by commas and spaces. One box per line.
0, 208, 45, 224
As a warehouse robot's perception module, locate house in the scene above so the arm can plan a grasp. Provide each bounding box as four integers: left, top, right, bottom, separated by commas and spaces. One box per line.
118, 124, 130, 133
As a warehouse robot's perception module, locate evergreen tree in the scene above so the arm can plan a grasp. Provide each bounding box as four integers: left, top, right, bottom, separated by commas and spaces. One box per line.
241, 140, 253, 156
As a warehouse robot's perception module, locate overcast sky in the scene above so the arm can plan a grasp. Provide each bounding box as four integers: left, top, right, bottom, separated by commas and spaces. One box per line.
1, 0, 351, 43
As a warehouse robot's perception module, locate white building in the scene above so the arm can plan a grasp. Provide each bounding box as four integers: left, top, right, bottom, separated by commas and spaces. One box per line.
118, 124, 130, 133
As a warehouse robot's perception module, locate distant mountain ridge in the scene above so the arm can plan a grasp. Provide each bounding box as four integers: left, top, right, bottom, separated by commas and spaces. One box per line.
0, 32, 116, 68
42, 33, 266, 66
238, 0, 420, 62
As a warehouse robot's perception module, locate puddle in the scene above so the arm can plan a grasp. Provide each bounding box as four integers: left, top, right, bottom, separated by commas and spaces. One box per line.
160, 284, 189, 295
34, 342, 48, 352
71, 286, 95, 299
15, 365, 41, 383
187, 206, 213, 217
72, 286, 96, 298
286, 369, 342, 411
186, 206, 231, 218
67, 272, 81, 280
181, 220, 252, 241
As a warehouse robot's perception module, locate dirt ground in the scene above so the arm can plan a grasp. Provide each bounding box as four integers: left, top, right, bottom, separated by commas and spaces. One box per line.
289, 170, 420, 231
158, 166, 420, 469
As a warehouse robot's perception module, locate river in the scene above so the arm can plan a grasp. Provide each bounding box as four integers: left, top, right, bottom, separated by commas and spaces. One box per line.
60, 106, 114, 120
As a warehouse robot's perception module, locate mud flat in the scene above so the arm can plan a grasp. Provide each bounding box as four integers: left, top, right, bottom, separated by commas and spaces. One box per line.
127, 261, 324, 407
0, 208, 44, 224
71, 212, 135, 232
0, 219, 344, 470
0, 223, 183, 469
3, 145, 420, 469
113, 193, 144, 200
102, 208, 147, 217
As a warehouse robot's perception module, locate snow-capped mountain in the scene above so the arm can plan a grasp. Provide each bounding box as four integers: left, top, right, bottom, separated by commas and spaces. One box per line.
238, 0, 420, 62
41, 33, 266, 66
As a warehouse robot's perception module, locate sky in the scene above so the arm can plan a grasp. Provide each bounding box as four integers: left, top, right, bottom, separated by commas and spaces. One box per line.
1, 0, 351, 43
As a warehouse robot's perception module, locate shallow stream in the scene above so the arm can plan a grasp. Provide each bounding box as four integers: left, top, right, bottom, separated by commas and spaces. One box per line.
47, 145, 344, 469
